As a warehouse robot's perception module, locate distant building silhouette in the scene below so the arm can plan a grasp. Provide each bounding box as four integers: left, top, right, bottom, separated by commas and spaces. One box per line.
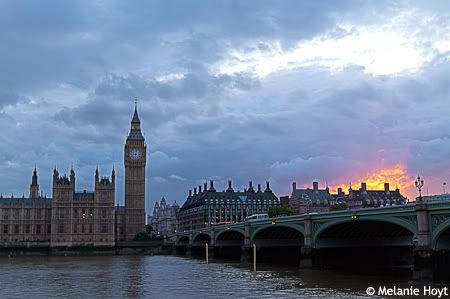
284, 181, 407, 214
148, 197, 179, 238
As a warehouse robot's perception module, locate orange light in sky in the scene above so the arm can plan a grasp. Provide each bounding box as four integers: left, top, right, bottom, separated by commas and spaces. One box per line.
329, 163, 414, 195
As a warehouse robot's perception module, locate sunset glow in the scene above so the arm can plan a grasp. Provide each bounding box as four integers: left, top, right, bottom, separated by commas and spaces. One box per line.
329, 163, 415, 197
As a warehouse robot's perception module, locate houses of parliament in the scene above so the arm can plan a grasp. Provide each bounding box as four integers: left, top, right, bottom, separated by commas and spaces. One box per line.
0, 103, 147, 246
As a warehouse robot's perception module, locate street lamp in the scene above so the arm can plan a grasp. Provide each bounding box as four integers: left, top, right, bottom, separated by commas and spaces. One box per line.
415, 176, 424, 203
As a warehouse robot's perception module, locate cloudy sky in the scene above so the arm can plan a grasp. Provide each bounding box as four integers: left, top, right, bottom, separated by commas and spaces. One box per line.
1, 1, 449, 210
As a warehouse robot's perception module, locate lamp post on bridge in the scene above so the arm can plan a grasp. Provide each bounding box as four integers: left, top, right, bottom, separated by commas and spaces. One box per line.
415, 176, 424, 203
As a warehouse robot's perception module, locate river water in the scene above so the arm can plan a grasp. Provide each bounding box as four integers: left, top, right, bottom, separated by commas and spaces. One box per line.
0, 255, 413, 298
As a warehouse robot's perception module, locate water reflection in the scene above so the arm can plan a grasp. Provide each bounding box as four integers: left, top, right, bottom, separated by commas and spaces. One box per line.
123, 256, 146, 297
0, 255, 412, 298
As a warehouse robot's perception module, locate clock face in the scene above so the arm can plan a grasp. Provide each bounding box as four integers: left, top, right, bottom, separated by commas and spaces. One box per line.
129, 148, 142, 160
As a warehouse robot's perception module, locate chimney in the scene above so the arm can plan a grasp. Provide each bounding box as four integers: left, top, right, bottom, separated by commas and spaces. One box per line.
199, 185, 202, 193
248, 181, 254, 192
204, 182, 207, 191
384, 183, 390, 194
313, 181, 319, 191
292, 182, 297, 191
264, 181, 272, 192
209, 180, 216, 191
257, 184, 262, 192
189, 190, 192, 197
226, 180, 234, 192
194, 187, 197, 195
338, 187, 343, 196
361, 182, 367, 193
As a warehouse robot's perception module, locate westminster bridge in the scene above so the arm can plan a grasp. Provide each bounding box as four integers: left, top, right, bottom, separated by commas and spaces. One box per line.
174, 201, 450, 282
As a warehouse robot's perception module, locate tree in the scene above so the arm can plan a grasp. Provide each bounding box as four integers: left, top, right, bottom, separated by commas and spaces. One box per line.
133, 231, 151, 241
145, 224, 153, 235
268, 204, 294, 218
330, 202, 348, 211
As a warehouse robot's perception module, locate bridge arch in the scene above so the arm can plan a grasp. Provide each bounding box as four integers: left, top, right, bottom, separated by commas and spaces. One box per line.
176, 235, 190, 246
313, 216, 417, 244
216, 229, 245, 244
250, 223, 304, 266
192, 232, 211, 246
250, 223, 305, 243
313, 218, 416, 269
432, 218, 450, 250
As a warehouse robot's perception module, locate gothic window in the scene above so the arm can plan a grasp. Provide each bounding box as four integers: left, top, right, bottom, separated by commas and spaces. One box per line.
74, 208, 78, 219
47, 224, 51, 234
82, 209, 86, 219
36, 224, 41, 234
25, 225, 30, 234
58, 208, 65, 219
89, 224, 93, 233
14, 225, 19, 234
89, 209, 93, 217
101, 224, 107, 234
14, 209, 20, 220
58, 224, 64, 234
3, 209, 9, 220
82, 224, 85, 233
26, 209, 30, 220
3, 225, 8, 234
101, 208, 107, 218
73, 224, 77, 234
37, 209, 42, 220
59, 191, 64, 200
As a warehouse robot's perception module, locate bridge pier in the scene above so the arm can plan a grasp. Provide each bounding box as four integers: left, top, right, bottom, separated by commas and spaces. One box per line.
300, 215, 314, 268
207, 245, 215, 261
240, 245, 252, 267
185, 245, 192, 257
413, 203, 434, 282
299, 247, 315, 268
413, 249, 434, 282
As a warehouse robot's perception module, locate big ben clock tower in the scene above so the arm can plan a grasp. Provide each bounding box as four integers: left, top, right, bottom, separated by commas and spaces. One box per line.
124, 100, 146, 240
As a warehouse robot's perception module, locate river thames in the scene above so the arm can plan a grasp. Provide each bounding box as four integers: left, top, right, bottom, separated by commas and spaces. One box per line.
0, 255, 417, 298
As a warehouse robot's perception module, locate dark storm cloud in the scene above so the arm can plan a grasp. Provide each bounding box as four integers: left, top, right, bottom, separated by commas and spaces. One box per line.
0, 0, 449, 208
0, 0, 378, 93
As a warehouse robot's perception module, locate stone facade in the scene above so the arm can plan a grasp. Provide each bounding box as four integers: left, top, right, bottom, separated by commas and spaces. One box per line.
50, 167, 116, 247
0, 167, 116, 246
149, 197, 179, 238
288, 182, 336, 214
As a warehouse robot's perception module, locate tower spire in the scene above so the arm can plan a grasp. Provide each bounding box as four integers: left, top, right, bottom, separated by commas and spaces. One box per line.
30, 167, 39, 198
95, 165, 99, 182
128, 99, 144, 140
132, 97, 140, 123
